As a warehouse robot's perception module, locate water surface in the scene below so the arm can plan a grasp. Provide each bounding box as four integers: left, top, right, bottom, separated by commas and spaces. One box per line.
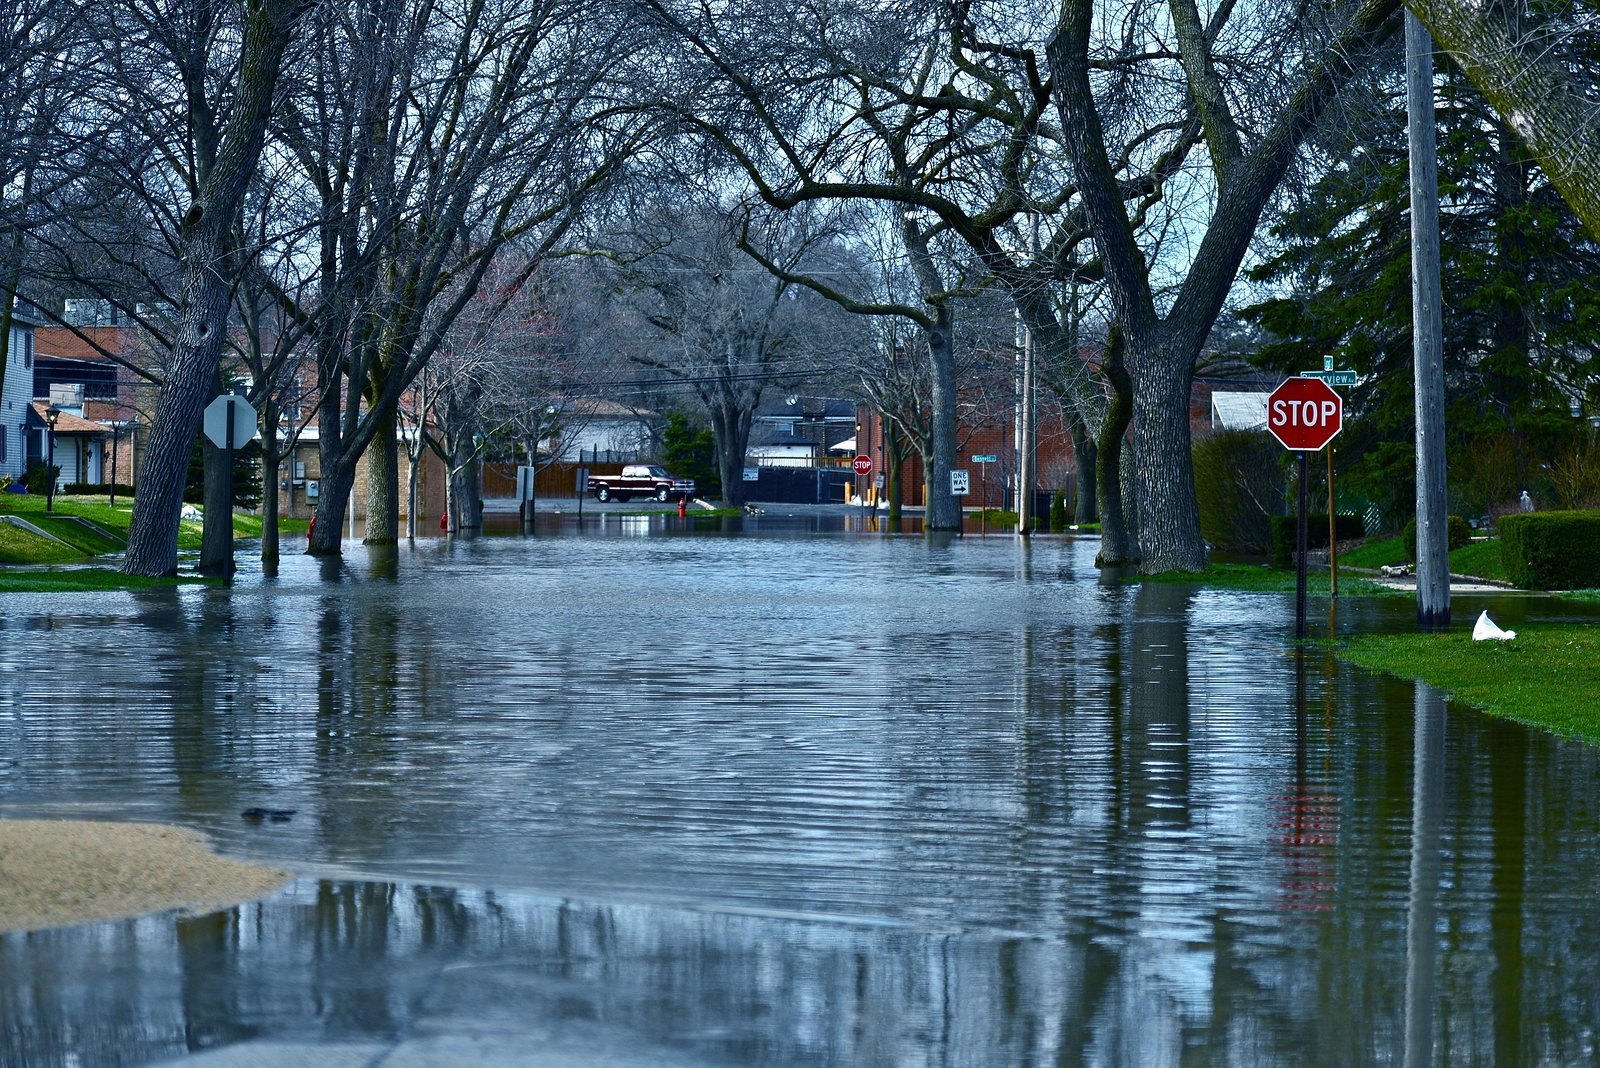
2, 523, 1599, 1066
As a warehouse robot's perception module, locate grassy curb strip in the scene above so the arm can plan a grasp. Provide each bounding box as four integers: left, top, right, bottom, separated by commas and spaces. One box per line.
0, 570, 216, 594
1136, 563, 1400, 595
1338, 626, 1600, 741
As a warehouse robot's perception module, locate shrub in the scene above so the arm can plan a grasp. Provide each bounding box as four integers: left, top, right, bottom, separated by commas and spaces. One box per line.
662, 410, 721, 500
23, 461, 59, 495
1498, 510, 1600, 589
1049, 488, 1067, 532
61, 482, 135, 496
1270, 513, 1366, 568
1401, 514, 1471, 561
1194, 429, 1286, 553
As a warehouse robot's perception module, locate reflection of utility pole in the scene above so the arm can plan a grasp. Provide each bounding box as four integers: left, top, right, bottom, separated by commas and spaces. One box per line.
1407, 12, 1450, 627
1405, 680, 1446, 1068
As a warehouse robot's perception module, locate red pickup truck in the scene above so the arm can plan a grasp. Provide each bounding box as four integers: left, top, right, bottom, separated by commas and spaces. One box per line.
587, 464, 696, 503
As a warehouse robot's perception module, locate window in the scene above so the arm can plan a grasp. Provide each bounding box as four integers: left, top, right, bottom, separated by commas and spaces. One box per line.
0, 424, 6, 463
23, 332, 32, 369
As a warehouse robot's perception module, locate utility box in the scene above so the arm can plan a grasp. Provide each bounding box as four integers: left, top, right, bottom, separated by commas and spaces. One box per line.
306, 480, 320, 500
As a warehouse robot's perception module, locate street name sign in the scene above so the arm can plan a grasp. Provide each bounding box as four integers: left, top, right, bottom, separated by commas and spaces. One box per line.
852, 454, 873, 475
971, 454, 997, 463
202, 395, 256, 451
1266, 377, 1343, 452
1300, 369, 1359, 386
950, 470, 970, 495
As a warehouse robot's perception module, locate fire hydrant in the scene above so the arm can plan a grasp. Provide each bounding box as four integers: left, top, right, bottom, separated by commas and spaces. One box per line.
678, 496, 687, 518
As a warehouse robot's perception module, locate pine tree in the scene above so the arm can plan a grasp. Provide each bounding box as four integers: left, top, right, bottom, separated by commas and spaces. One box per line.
1239, 58, 1600, 523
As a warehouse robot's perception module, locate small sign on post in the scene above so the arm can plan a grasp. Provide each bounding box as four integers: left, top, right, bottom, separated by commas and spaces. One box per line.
1267, 376, 1345, 640
950, 470, 970, 495
852, 454, 873, 475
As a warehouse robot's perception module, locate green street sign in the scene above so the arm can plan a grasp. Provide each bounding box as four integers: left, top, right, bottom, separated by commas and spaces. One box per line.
971, 454, 998, 463
1301, 370, 1359, 387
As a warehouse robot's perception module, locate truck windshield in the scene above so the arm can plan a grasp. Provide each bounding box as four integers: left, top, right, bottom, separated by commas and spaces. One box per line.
648, 466, 670, 478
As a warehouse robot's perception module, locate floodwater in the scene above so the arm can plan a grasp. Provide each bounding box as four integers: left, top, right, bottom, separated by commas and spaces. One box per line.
3, 518, 1600, 1067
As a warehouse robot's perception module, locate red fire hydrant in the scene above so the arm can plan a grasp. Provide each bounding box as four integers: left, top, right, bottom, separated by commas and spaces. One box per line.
441, 511, 449, 532
306, 516, 315, 543
678, 496, 687, 518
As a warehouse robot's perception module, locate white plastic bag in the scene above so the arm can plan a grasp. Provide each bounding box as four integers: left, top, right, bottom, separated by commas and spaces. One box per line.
1472, 610, 1516, 641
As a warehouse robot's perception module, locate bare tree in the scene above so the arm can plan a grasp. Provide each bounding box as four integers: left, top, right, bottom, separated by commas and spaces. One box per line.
265, 0, 642, 554
599, 202, 853, 506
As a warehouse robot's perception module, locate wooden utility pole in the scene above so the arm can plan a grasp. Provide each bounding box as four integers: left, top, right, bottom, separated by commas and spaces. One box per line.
1407, 12, 1450, 627
1328, 446, 1338, 598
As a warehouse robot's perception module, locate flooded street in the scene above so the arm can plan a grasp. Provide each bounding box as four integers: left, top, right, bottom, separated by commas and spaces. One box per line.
3, 522, 1600, 1066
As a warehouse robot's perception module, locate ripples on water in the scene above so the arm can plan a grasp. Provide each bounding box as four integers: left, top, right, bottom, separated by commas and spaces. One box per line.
2, 521, 1599, 1066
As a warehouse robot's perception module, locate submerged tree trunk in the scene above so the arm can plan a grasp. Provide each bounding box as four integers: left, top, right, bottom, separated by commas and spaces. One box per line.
259, 396, 280, 561
706, 400, 754, 507
1128, 335, 1204, 572
924, 314, 961, 530
1095, 327, 1136, 566
1072, 418, 1098, 524
885, 419, 903, 523
449, 437, 482, 532
364, 404, 399, 545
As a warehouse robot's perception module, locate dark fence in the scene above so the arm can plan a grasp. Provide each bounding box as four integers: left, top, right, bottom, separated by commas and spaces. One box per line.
743, 465, 855, 504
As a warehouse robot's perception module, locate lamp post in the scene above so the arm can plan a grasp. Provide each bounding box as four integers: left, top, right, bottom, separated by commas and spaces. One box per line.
44, 405, 60, 512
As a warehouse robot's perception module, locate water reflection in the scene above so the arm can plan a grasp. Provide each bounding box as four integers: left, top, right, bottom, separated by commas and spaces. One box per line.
2, 533, 1600, 1066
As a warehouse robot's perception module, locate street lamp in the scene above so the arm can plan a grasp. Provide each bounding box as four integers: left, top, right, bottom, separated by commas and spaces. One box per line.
44, 405, 60, 512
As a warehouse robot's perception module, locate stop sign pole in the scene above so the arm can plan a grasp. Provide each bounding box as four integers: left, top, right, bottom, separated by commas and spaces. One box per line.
1266, 377, 1343, 640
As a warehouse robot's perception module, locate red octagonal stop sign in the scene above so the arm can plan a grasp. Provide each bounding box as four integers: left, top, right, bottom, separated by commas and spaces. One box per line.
853, 454, 873, 475
1266, 377, 1343, 451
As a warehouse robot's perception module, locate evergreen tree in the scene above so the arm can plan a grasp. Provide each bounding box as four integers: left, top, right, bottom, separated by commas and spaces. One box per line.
662, 409, 721, 500
1239, 58, 1600, 523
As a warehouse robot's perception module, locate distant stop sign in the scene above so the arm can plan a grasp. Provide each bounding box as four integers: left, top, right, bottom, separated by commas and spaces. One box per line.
1266, 377, 1343, 451
852, 454, 873, 475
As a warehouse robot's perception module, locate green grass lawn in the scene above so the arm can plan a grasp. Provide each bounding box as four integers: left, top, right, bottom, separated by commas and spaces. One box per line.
1339, 534, 1507, 582
1339, 535, 1408, 569
0, 495, 305, 560
0, 521, 90, 564
1138, 563, 1399, 595
1448, 538, 1506, 581
970, 508, 1019, 525
0, 569, 215, 594
1340, 625, 1600, 742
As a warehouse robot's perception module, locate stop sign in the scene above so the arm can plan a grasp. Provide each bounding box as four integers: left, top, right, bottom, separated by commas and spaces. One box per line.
852, 454, 873, 475
1266, 377, 1343, 451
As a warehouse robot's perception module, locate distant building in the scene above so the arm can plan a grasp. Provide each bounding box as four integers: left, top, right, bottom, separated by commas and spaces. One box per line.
747, 396, 856, 467
1, 299, 43, 480
1209, 391, 1272, 432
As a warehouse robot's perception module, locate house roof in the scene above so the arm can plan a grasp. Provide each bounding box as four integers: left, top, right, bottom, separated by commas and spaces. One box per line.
1210, 392, 1270, 431
31, 402, 108, 436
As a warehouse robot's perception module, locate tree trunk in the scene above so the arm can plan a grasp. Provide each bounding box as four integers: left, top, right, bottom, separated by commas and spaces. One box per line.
364, 404, 399, 545
449, 436, 481, 532
309, 459, 357, 554
1095, 327, 1136, 566
707, 401, 754, 507
924, 315, 961, 530
1129, 334, 1206, 572
886, 420, 903, 523
407, 442, 420, 540
259, 397, 280, 561
1072, 418, 1098, 524
120, 0, 302, 577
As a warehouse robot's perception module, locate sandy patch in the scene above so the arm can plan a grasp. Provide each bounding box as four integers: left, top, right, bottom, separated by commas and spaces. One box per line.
0, 819, 290, 933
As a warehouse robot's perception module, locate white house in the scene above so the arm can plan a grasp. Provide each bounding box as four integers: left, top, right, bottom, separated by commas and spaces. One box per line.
1210, 391, 1271, 432
544, 399, 658, 463
1, 301, 42, 481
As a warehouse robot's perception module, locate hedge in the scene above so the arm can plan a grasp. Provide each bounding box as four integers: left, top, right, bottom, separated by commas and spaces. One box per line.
1270, 513, 1365, 568
1402, 515, 1471, 561
1498, 510, 1600, 590
61, 482, 135, 496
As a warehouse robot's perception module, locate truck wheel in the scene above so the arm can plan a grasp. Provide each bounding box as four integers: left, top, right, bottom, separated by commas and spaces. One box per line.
596, 486, 611, 502
655, 486, 670, 502
615, 493, 631, 503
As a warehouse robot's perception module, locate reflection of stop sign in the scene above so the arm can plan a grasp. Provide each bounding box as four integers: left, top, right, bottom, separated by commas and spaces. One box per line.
1266, 377, 1343, 451
853, 454, 873, 475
